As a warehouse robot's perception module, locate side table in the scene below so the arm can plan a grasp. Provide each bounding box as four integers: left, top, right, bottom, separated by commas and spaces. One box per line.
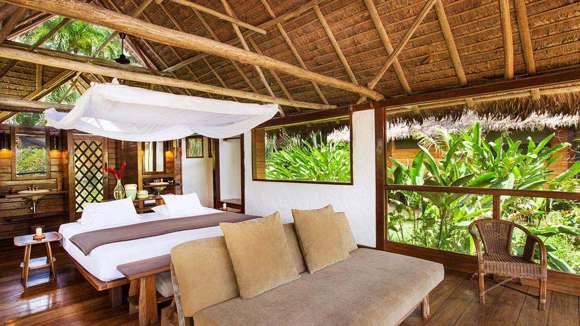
13, 231, 62, 288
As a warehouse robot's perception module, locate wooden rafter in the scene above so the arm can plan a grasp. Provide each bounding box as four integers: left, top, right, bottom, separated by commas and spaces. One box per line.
0, 7, 27, 43
162, 0, 325, 73
2, 0, 379, 99
367, 0, 437, 91
0, 46, 335, 110
8, 12, 52, 39
363, 0, 411, 95
0, 96, 73, 112
94, 0, 154, 56
248, 37, 294, 101
260, 0, 328, 104
0, 5, 18, 22
164, 0, 266, 35
314, 4, 358, 86
193, 9, 258, 94
220, 0, 278, 101
514, 0, 536, 75
434, 0, 466, 86
498, 0, 514, 79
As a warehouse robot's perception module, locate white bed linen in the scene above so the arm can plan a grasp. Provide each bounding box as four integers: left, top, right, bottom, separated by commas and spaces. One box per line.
59, 207, 225, 282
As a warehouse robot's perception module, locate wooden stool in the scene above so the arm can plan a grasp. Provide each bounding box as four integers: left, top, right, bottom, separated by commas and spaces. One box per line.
13, 231, 62, 288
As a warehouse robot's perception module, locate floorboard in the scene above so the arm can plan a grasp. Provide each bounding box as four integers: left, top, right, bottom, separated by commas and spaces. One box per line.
0, 240, 577, 325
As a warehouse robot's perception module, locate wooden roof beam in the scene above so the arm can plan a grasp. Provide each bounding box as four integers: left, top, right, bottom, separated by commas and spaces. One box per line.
163, 0, 266, 35
434, 0, 466, 86
499, 0, 514, 79
314, 5, 359, 86
363, 0, 411, 95
260, 0, 329, 105
0, 96, 73, 112
4, 0, 382, 100
0, 7, 27, 43
248, 37, 294, 101
0, 4, 19, 22
187, 7, 259, 94
367, 0, 437, 92
162, 0, 325, 73
0, 46, 335, 110
8, 11, 52, 39
514, 0, 535, 75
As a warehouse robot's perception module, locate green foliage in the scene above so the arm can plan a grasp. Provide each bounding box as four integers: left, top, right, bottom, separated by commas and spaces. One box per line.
264, 128, 351, 183
388, 123, 579, 273
16, 147, 48, 177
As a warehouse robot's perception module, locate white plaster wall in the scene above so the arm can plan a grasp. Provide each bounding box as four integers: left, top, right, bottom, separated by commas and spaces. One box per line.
181, 138, 213, 207
219, 139, 242, 200
244, 110, 377, 247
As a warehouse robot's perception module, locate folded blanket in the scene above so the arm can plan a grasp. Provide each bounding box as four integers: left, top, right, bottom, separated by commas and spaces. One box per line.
70, 212, 259, 255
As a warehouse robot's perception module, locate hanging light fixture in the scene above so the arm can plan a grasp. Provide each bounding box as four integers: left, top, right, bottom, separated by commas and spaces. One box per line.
0, 132, 10, 151
115, 32, 131, 65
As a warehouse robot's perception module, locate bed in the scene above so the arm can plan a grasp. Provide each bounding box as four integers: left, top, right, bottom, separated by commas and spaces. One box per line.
59, 207, 226, 283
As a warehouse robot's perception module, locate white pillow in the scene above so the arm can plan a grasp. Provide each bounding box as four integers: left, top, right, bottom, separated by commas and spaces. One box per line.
161, 193, 202, 217
79, 198, 140, 229
151, 205, 170, 217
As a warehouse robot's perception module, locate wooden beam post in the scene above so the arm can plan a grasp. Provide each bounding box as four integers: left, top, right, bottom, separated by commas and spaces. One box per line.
499, 0, 514, 79
4, 0, 381, 99
374, 102, 386, 250
0, 46, 335, 110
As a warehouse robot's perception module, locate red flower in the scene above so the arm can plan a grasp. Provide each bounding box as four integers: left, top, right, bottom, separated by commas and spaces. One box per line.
104, 161, 127, 180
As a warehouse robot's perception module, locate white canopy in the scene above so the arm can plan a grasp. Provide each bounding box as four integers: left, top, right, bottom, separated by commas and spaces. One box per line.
45, 84, 278, 141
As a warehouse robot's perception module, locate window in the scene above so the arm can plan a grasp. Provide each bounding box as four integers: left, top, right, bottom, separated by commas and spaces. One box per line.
15, 133, 49, 178
143, 141, 165, 173
252, 116, 352, 184
186, 136, 204, 158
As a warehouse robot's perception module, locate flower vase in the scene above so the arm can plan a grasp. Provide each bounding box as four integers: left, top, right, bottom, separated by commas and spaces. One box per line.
113, 179, 126, 200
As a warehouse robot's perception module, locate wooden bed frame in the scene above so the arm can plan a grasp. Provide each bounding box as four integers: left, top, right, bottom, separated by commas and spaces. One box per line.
62, 248, 129, 306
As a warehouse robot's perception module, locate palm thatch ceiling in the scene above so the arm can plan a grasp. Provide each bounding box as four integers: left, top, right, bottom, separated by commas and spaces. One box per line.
0, 0, 578, 117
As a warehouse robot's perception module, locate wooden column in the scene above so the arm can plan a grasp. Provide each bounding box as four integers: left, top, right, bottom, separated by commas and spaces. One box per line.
374, 102, 386, 250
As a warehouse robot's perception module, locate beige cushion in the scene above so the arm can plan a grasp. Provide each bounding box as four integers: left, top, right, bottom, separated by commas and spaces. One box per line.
283, 223, 306, 274
194, 249, 445, 326
170, 236, 238, 317
335, 212, 358, 252
220, 212, 299, 298
292, 207, 348, 273
291, 204, 334, 217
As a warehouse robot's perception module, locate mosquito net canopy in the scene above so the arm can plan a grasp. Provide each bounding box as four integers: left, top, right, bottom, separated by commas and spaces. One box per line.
45, 83, 278, 141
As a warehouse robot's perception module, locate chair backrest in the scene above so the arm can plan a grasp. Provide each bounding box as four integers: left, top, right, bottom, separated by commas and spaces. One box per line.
473, 219, 515, 256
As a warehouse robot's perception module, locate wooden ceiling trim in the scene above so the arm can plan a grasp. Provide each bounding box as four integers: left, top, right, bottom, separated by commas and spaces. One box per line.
260, 0, 329, 105
164, 0, 266, 35
514, 0, 536, 75
363, 0, 412, 95
498, 0, 514, 79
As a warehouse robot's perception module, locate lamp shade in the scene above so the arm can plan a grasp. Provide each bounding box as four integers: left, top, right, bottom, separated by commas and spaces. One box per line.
0, 132, 10, 150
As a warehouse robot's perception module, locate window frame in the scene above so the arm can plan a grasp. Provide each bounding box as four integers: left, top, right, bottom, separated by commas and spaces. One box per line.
10, 126, 51, 180
251, 113, 354, 185
185, 135, 204, 158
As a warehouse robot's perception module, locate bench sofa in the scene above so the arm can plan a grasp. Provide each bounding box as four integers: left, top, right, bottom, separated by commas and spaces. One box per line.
171, 223, 444, 326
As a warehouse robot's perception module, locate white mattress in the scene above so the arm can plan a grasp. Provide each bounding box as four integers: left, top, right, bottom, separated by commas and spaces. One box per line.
59, 207, 225, 282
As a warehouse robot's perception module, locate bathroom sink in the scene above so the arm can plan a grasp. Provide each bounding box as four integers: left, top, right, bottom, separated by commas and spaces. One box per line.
18, 189, 50, 213
149, 182, 169, 195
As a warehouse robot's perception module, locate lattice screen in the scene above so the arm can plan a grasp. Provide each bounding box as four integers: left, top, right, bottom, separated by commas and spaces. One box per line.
74, 139, 105, 212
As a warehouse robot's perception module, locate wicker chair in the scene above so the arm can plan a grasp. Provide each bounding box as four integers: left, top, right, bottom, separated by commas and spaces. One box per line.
468, 219, 547, 310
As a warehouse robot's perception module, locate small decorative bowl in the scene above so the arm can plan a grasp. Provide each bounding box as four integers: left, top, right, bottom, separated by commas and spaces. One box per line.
137, 190, 149, 199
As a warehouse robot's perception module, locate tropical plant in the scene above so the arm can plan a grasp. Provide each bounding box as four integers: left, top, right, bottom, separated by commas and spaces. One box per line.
388, 123, 579, 273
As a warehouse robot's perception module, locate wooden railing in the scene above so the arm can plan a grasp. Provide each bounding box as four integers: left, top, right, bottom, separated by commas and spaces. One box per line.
386, 184, 579, 219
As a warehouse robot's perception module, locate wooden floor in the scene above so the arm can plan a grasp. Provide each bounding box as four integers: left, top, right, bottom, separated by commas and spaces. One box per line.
0, 240, 578, 326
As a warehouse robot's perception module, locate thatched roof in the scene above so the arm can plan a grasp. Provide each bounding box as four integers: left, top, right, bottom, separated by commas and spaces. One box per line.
388, 109, 579, 141
0, 0, 579, 118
